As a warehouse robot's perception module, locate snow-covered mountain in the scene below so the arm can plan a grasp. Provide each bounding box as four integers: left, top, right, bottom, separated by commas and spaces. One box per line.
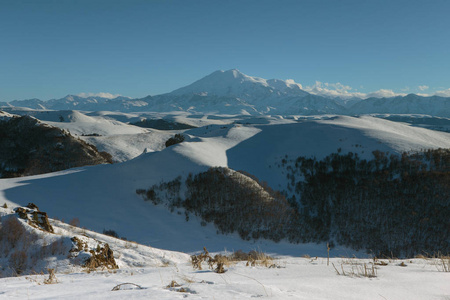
170, 69, 308, 98
349, 94, 450, 118
46, 94, 149, 111
4, 98, 47, 110
147, 69, 345, 115
2, 95, 149, 112
2, 70, 450, 116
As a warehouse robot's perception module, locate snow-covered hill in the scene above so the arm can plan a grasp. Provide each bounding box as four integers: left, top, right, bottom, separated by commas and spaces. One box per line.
0, 113, 449, 298
1, 115, 449, 254
373, 114, 450, 132
0, 113, 112, 177
0, 203, 188, 278
1, 109, 173, 162
0, 115, 449, 298
1, 204, 448, 299
1, 237, 448, 300
0, 110, 14, 121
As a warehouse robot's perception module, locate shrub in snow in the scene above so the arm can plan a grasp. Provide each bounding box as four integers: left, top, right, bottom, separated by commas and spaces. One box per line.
103, 229, 119, 238
165, 134, 185, 147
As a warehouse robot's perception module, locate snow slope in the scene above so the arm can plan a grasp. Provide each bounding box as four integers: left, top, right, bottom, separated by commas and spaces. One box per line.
0, 204, 188, 277
372, 114, 450, 132
0, 110, 14, 121
1, 254, 448, 299
0, 116, 449, 255
227, 115, 450, 189
1, 187, 449, 299
4, 109, 147, 136
2, 109, 174, 162
1, 191, 448, 299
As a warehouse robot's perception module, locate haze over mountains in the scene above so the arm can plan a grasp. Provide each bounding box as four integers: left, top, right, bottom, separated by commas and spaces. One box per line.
2, 69, 449, 117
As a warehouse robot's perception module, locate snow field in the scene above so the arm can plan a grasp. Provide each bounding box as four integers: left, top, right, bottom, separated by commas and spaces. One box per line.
1, 256, 448, 299
0, 114, 449, 255
0, 111, 449, 299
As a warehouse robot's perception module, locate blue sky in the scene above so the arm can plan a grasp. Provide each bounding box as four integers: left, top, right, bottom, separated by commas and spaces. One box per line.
1, 0, 449, 101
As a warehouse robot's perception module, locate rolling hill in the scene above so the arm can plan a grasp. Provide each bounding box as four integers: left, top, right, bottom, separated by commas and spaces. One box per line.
0, 113, 112, 178
1, 115, 448, 254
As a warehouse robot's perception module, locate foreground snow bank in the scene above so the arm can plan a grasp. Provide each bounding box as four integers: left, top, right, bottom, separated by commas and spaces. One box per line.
0, 203, 188, 278
0, 256, 448, 299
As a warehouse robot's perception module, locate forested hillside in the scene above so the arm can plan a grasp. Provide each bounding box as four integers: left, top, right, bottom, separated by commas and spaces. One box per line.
286, 148, 449, 257
137, 168, 294, 242
137, 149, 450, 257
0, 114, 112, 178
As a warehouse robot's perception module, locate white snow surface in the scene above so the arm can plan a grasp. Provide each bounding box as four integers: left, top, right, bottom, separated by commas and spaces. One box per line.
1, 254, 449, 299
0, 204, 448, 300
0, 113, 449, 298
319, 115, 450, 153
0, 109, 175, 162
19, 110, 148, 136
0, 114, 449, 254
0, 110, 14, 121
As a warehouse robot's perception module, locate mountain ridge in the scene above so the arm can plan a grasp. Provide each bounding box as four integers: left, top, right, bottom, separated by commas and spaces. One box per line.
1, 70, 449, 117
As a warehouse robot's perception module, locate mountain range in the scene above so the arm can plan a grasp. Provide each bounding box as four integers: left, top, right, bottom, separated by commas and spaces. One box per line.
1, 69, 449, 117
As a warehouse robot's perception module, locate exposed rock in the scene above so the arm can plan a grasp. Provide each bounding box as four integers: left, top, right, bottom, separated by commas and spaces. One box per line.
14, 203, 54, 233
69, 237, 118, 271
26, 203, 39, 210
84, 243, 118, 270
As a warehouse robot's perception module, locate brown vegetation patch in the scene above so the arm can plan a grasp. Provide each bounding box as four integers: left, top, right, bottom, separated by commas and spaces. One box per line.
14, 203, 54, 233
191, 247, 276, 273
84, 243, 118, 271
70, 237, 88, 253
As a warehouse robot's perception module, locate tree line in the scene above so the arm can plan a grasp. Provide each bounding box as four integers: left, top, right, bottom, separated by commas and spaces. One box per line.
137, 148, 450, 257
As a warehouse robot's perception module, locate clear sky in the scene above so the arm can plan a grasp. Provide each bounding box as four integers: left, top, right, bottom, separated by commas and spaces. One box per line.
1, 0, 449, 101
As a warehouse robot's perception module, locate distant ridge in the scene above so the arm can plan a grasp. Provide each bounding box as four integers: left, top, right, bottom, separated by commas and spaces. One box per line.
2, 70, 450, 117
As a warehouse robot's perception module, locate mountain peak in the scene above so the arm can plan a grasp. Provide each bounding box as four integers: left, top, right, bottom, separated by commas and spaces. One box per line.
170, 69, 308, 99
223, 69, 244, 77
206, 69, 250, 81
